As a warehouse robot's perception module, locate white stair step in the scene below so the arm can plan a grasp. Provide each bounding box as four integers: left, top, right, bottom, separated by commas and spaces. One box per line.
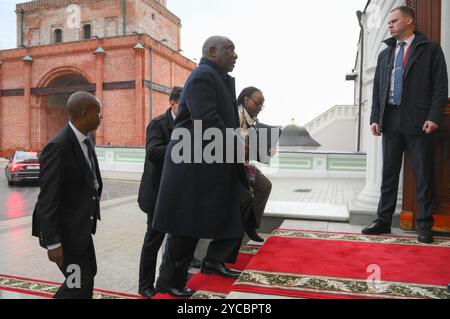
264, 201, 349, 222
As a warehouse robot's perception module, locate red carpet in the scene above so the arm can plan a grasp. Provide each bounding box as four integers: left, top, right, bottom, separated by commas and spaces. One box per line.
231, 229, 450, 299
153, 245, 258, 299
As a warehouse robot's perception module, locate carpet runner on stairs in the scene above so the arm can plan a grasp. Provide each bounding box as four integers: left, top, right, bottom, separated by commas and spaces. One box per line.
231, 229, 450, 299
0, 244, 261, 300
153, 244, 261, 300
0, 274, 142, 299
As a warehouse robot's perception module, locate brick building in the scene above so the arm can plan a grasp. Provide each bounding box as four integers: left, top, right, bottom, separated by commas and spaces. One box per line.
0, 0, 196, 156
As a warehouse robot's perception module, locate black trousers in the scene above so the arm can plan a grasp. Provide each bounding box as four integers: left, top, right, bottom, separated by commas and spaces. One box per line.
156, 179, 251, 289
54, 237, 97, 299
138, 214, 166, 293
377, 106, 435, 230
156, 235, 242, 289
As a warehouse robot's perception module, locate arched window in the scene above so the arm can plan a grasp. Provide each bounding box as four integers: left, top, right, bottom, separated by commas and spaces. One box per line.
54, 29, 62, 43
83, 24, 91, 40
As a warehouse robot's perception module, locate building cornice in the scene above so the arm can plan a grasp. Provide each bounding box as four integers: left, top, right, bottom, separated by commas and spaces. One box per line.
0, 34, 196, 70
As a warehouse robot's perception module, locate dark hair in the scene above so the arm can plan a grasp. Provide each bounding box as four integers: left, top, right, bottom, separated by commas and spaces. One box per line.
169, 86, 183, 102
237, 86, 262, 107
391, 6, 416, 24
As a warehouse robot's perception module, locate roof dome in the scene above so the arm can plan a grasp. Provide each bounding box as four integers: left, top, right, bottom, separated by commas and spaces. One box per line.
279, 121, 321, 147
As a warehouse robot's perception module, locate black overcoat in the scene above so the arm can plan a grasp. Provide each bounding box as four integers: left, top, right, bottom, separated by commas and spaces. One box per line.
138, 108, 174, 215
152, 58, 249, 239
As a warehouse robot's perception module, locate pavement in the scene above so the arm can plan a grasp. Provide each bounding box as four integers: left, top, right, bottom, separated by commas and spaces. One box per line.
0, 172, 141, 221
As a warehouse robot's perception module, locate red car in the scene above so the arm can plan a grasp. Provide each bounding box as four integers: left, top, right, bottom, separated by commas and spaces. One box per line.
5, 151, 40, 186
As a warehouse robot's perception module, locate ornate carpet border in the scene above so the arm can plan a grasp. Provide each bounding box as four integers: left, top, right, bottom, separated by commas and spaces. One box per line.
271, 230, 450, 247
0, 274, 141, 299
239, 244, 262, 255
191, 291, 227, 299
234, 269, 450, 299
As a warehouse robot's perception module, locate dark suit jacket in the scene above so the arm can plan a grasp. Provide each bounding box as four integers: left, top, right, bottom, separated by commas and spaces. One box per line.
32, 124, 103, 255
371, 32, 448, 134
153, 58, 250, 240
138, 108, 174, 215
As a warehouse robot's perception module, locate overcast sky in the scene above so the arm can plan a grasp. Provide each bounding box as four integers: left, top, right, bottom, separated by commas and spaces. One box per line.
0, 0, 368, 126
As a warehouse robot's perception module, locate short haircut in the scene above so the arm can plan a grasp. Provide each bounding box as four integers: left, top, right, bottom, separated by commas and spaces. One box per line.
202, 36, 230, 58
67, 91, 99, 119
169, 86, 183, 102
237, 86, 262, 107
391, 6, 416, 24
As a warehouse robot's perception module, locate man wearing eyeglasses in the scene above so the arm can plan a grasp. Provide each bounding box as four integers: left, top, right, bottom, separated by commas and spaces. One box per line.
236, 87, 274, 243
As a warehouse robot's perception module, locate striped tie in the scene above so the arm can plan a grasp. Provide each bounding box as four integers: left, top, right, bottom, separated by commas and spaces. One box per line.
393, 42, 406, 106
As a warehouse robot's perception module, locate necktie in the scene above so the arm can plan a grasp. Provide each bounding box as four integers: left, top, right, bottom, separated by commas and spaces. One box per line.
393, 42, 406, 106
84, 138, 101, 224
84, 138, 99, 192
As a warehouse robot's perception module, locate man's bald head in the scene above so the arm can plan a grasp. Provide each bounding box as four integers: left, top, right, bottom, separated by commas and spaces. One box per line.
202, 36, 238, 72
67, 91, 100, 120
202, 36, 232, 58
67, 91, 102, 134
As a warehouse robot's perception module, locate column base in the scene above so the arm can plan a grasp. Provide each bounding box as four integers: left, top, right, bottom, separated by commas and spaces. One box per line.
349, 185, 402, 227
349, 201, 400, 227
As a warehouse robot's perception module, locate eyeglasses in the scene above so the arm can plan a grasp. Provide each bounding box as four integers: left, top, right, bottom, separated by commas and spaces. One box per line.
248, 97, 266, 110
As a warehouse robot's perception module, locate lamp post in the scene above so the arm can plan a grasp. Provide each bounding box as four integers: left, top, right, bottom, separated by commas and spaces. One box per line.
356, 10, 365, 154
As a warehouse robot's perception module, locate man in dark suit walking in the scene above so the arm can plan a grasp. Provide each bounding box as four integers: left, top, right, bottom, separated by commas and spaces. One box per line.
153, 36, 252, 297
137, 86, 183, 299
362, 6, 448, 244
32, 91, 103, 299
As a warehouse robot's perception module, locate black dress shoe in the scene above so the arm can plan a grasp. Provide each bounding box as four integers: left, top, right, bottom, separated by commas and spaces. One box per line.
361, 222, 391, 235
190, 257, 202, 269
138, 287, 156, 299
418, 230, 434, 244
155, 283, 196, 298
246, 229, 265, 243
201, 260, 241, 279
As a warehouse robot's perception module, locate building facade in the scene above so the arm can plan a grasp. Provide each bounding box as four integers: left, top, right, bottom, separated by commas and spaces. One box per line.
0, 0, 196, 156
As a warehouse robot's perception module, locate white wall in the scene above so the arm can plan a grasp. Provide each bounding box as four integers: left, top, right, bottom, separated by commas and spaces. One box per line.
311, 119, 358, 152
